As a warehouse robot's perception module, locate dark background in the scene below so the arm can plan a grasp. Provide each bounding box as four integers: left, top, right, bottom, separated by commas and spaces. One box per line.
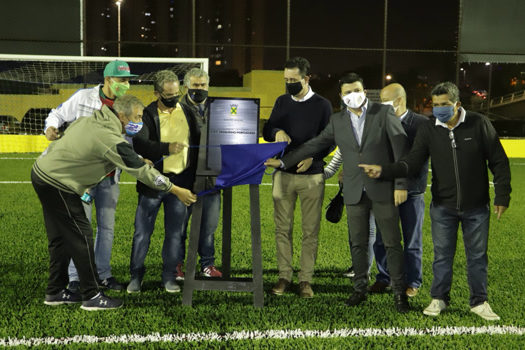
0, 0, 524, 122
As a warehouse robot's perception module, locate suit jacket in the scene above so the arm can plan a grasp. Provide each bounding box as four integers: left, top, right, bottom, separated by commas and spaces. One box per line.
281, 101, 409, 205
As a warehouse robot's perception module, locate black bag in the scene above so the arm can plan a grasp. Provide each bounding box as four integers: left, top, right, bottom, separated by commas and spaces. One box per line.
325, 183, 344, 223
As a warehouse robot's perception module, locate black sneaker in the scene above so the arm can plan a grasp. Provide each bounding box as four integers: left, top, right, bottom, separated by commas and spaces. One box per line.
80, 292, 123, 311
44, 289, 81, 306
99, 277, 124, 291
67, 281, 80, 294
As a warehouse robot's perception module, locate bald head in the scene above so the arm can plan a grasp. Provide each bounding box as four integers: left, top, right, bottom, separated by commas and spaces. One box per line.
380, 83, 407, 117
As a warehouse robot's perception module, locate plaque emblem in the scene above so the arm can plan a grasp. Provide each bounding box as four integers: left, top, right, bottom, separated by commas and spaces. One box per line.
230, 104, 238, 115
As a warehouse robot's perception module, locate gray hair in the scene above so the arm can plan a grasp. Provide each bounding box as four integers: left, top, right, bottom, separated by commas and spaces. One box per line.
153, 70, 179, 93
113, 95, 144, 117
183, 68, 210, 87
431, 82, 460, 103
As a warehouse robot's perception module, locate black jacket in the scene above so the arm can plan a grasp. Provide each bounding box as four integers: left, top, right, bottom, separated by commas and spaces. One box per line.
383, 109, 511, 210
133, 100, 200, 197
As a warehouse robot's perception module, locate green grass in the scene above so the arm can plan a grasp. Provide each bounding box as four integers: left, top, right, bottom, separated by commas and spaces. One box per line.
0, 154, 524, 349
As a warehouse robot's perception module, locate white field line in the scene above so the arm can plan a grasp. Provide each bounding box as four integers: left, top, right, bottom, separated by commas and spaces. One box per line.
0, 181, 497, 188
1, 326, 524, 347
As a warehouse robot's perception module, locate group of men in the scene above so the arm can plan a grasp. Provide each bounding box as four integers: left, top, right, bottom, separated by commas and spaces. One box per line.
33, 57, 511, 320
35, 61, 220, 310
265, 57, 511, 321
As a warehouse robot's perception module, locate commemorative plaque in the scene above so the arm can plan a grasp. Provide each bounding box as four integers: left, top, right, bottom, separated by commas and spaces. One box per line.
206, 97, 260, 172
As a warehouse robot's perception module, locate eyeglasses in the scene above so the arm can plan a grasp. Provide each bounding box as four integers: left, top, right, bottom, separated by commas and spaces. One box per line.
448, 130, 457, 149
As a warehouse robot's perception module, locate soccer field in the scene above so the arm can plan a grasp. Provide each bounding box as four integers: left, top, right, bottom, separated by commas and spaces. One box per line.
1, 155, 524, 349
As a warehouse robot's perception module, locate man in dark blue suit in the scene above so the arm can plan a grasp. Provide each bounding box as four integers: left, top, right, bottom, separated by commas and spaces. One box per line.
368, 83, 428, 297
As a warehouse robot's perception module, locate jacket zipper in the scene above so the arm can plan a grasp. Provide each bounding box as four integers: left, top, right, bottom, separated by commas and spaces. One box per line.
449, 130, 461, 209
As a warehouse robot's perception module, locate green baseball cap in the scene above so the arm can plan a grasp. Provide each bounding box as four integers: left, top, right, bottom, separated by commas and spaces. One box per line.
103, 60, 138, 78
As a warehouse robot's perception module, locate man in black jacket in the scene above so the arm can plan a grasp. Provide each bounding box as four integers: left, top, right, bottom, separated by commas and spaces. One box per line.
127, 70, 200, 293
359, 82, 511, 321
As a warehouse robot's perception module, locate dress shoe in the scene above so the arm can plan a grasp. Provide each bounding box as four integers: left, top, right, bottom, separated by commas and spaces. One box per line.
406, 287, 419, 297
271, 278, 291, 295
368, 280, 391, 293
345, 292, 367, 306
298, 281, 314, 298
394, 293, 410, 313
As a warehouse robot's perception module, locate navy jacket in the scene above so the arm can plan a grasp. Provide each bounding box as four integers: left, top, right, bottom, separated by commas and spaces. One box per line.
401, 110, 429, 195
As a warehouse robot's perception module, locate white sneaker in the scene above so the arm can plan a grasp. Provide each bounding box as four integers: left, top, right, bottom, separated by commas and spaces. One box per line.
423, 299, 447, 316
471, 302, 500, 321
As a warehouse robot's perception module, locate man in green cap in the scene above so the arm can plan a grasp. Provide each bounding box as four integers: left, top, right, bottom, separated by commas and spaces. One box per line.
44, 60, 138, 293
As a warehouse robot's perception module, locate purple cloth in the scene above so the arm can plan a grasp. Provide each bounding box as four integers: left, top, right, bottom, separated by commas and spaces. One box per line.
198, 142, 287, 196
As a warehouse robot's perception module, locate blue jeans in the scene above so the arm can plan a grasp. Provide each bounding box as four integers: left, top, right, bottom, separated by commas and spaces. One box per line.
68, 176, 119, 281
429, 202, 490, 307
373, 194, 425, 288
129, 191, 220, 283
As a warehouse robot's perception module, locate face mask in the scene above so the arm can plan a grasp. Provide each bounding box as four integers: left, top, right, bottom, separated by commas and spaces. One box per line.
433, 105, 455, 123
286, 81, 303, 96
382, 100, 399, 113
343, 91, 366, 109
160, 95, 179, 108
125, 120, 143, 136
109, 80, 130, 97
188, 89, 208, 104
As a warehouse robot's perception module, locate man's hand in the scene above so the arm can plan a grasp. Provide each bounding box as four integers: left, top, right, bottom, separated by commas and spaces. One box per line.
394, 189, 407, 207
275, 130, 291, 144
494, 205, 507, 219
264, 158, 282, 168
169, 142, 186, 155
170, 186, 197, 206
296, 157, 313, 173
45, 126, 59, 141
358, 164, 382, 178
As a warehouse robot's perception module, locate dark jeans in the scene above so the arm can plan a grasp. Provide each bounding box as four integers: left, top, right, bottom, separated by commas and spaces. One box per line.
429, 202, 490, 307
31, 169, 100, 300
130, 191, 220, 283
373, 194, 425, 288
346, 191, 405, 295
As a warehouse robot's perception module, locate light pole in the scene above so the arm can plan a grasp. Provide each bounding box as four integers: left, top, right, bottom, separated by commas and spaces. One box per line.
116, 0, 123, 56
485, 62, 492, 116
460, 68, 466, 85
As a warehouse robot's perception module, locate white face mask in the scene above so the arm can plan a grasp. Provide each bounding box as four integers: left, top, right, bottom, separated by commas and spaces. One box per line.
382, 100, 399, 113
343, 91, 366, 109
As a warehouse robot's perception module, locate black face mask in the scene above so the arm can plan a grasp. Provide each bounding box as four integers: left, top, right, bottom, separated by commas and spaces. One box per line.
160, 95, 179, 108
286, 81, 303, 96
188, 89, 208, 104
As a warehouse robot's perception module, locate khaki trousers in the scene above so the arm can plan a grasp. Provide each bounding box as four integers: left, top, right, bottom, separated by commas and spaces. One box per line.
272, 171, 325, 282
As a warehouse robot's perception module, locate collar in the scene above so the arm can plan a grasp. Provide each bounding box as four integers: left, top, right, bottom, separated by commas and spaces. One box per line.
399, 110, 409, 121
435, 106, 466, 130
291, 86, 314, 102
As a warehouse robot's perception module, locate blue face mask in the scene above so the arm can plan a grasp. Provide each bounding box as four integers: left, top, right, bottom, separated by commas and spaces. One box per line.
125, 121, 143, 136
433, 105, 455, 123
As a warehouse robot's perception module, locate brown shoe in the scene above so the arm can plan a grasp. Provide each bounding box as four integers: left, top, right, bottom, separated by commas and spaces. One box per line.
271, 278, 291, 295
298, 281, 314, 298
406, 287, 419, 297
368, 280, 391, 293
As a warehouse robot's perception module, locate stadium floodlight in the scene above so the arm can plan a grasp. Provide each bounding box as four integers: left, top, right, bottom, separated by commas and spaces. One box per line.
0, 54, 208, 152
